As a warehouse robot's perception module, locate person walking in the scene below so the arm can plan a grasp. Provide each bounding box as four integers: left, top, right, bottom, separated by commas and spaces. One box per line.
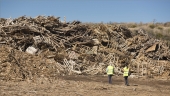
106, 64, 114, 84
123, 64, 130, 86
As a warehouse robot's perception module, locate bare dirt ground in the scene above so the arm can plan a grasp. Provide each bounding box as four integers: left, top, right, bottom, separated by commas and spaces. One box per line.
0, 75, 170, 96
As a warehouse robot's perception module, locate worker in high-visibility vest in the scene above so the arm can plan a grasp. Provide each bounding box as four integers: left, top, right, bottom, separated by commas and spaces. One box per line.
123, 64, 130, 86
106, 64, 114, 84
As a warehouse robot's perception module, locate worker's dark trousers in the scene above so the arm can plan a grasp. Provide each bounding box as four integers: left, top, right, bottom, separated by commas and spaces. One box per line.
108, 75, 113, 84
124, 76, 129, 85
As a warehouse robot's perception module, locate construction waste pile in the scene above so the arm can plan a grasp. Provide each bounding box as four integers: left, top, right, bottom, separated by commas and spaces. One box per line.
0, 16, 170, 81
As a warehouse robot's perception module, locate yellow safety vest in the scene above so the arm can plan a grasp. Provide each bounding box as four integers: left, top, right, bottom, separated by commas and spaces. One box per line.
123, 67, 129, 76
107, 66, 114, 75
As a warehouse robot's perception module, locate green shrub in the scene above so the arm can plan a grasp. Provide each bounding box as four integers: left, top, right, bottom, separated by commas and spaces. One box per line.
155, 33, 163, 39
131, 24, 137, 28
149, 24, 156, 29
126, 23, 137, 28
157, 26, 163, 30
163, 35, 170, 41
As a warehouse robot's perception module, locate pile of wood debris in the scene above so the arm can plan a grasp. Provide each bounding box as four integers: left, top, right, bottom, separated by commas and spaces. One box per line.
0, 16, 170, 81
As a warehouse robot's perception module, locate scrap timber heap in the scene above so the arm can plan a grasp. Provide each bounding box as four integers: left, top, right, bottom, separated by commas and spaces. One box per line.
0, 16, 170, 81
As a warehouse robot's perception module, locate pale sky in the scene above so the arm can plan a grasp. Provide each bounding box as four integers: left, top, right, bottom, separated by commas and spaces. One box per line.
0, 0, 170, 23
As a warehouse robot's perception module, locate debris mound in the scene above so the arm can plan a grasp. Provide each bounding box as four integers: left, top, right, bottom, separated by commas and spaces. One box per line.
0, 16, 170, 81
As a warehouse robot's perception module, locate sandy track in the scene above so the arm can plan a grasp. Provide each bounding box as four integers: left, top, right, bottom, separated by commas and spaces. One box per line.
0, 75, 170, 96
